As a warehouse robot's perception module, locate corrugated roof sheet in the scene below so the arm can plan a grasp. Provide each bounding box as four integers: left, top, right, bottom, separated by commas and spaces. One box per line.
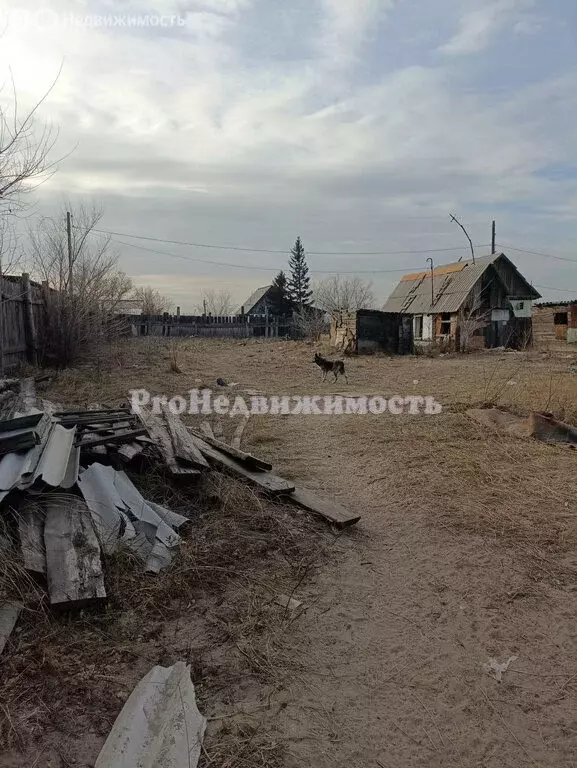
383, 253, 539, 314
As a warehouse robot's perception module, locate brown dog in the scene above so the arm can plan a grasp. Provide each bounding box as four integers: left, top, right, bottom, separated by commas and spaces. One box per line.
314, 353, 348, 383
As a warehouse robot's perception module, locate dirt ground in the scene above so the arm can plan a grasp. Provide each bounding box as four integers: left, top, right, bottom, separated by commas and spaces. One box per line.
2, 337, 577, 767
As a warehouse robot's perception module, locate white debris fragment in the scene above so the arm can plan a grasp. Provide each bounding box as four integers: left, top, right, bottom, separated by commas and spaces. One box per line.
483, 655, 518, 682
95, 662, 206, 768
275, 593, 302, 611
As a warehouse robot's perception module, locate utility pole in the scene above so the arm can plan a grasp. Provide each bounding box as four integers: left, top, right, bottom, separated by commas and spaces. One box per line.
203, 298, 207, 316
491, 220, 496, 255
449, 213, 475, 264
426, 257, 434, 308
66, 211, 73, 296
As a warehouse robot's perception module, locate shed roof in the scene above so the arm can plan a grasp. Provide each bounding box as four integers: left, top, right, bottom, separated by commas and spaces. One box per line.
382, 253, 540, 314
237, 285, 271, 315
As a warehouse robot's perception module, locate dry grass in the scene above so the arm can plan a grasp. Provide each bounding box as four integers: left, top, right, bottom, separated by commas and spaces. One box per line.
4, 337, 577, 765
0, 465, 331, 766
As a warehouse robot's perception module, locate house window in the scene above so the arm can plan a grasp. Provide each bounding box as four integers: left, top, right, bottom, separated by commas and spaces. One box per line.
414, 315, 423, 340
518, 302, 524, 310
554, 312, 568, 325
440, 313, 451, 335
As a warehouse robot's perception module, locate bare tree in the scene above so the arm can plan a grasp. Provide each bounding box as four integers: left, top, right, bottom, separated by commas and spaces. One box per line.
293, 306, 330, 340
199, 288, 234, 315
0, 217, 20, 275
133, 286, 173, 315
0, 69, 62, 215
314, 275, 375, 312
28, 202, 134, 365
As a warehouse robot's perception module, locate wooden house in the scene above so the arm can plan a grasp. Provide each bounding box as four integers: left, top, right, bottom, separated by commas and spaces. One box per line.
382, 253, 540, 350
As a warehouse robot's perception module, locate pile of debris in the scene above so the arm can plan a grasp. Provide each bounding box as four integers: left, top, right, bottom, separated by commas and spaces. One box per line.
0, 378, 360, 645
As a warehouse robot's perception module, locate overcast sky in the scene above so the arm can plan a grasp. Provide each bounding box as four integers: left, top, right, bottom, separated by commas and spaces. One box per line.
1, 0, 576, 310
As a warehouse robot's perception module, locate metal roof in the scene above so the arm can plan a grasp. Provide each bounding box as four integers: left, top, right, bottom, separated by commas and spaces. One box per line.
0, 419, 79, 494
237, 285, 271, 315
383, 253, 540, 314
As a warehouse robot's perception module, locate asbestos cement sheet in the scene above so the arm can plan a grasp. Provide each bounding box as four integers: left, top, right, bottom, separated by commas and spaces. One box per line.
95, 662, 206, 768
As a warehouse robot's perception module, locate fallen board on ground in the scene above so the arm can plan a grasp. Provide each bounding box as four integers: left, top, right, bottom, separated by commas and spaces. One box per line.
286, 486, 361, 528
162, 408, 210, 469
44, 497, 107, 608
136, 407, 199, 475
190, 435, 294, 495
188, 427, 273, 471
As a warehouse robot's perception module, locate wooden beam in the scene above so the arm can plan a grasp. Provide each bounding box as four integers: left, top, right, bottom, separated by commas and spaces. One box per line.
44, 497, 107, 609
190, 435, 294, 495
231, 417, 249, 450
199, 421, 215, 439
286, 486, 361, 528
78, 429, 147, 449
136, 407, 199, 475
161, 408, 210, 469
188, 427, 272, 471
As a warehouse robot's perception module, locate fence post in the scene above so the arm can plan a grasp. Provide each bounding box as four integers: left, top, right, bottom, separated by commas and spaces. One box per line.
22, 273, 38, 365
0, 273, 4, 376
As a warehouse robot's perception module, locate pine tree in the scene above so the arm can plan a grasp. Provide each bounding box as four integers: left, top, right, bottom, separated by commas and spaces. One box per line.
287, 236, 312, 308
268, 270, 291, 315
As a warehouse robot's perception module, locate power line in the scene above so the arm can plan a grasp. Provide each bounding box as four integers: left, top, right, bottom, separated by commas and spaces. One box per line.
497, 243, 577, 264
534, 283, 577, 294
111, 238, 421, 274
88, 225, 488, 257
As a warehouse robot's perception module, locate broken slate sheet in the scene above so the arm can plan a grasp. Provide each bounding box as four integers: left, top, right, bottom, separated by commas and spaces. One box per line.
94, 662, 206, 768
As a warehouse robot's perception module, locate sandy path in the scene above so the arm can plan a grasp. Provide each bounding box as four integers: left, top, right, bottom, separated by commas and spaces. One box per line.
254, 415, 577, 768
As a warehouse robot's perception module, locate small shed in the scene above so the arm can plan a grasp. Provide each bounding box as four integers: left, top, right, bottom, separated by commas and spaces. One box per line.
330, 309, 412, 354
532, 301, 577, 344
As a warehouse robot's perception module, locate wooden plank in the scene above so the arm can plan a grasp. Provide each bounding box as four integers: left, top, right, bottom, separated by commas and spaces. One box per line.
78, 429, 147, 449
136, 407, 199, 475
44, 497, 107, 609
286, 486, 361, 528
188, 427, 273, 471
17, 499, 46, 574
212, 417, 224, 440
190, 435, 294, 495
0, 601, 22, 655
117, 442, 145, 461
199, 421, 215, 439
231, 417, 249, 450
161, 408, 210, 469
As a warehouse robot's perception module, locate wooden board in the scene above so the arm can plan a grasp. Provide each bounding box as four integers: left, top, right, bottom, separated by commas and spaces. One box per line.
17, 499, 46, 574
44, 497, 107, 609
78, 429, 147, 449
161, 408, 210, 469
199, 421, 215, 439
231, 417, 249, 450
190, 435, 294, 495
188, 428, 273, 471
136, 407, 199, 475
287, 486, 361, 528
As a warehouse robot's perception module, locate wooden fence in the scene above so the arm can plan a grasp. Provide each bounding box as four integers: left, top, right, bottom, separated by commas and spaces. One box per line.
0, 279, 296, 373
127, 313, 294, 339
0, 274, 44, 373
